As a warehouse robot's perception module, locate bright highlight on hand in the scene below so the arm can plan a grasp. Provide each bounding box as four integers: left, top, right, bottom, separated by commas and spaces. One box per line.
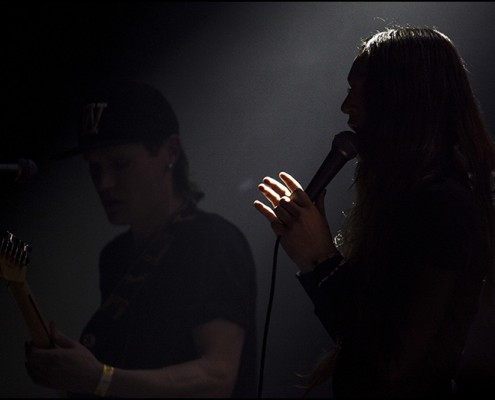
253, 172, 338, 272
253, 172, 304, 224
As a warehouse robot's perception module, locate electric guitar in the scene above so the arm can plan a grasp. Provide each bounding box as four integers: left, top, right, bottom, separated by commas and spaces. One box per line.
0, 229, 52, 348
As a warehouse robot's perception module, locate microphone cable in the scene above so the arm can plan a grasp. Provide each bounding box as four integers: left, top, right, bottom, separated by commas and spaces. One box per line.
257, 235, 281, 398
255, 131, 357, 397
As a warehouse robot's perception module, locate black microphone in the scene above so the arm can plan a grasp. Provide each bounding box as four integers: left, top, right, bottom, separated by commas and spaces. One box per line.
0, 158, 38, 181
305, 131, 358, 201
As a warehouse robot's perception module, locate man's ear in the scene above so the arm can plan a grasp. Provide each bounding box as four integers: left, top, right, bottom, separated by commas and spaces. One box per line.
163, 134, 181, 168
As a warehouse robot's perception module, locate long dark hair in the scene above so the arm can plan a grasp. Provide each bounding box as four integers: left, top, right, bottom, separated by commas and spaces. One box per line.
302, 26, 495, 395
342, 27, 495, 305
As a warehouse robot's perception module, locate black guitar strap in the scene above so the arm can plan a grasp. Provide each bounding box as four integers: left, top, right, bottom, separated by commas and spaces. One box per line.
79, 200, 197, 365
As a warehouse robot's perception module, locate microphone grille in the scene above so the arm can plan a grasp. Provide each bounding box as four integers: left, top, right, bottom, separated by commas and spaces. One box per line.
17, 158, 38, 180
333, 131, 358, 159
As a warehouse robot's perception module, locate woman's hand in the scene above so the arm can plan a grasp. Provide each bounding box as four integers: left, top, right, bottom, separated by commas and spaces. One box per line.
253, 171, 339, 273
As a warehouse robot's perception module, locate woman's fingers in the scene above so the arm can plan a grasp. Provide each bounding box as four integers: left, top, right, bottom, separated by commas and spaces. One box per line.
253, 200, 277, 223
253, 200, 286, 237
279, 172, 303, 192
276, 196, 301, 220
278, 172, 314, 207
259, 173, 303, 204
255, 173, 310, 235
258, 183, 282, 208
262, 176, 292, 198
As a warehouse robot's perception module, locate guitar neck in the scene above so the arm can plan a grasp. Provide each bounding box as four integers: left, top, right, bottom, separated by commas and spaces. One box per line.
8, 281, 52, 348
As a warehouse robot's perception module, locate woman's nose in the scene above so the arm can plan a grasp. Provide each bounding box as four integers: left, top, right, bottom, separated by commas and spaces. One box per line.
341, 95, 354, 116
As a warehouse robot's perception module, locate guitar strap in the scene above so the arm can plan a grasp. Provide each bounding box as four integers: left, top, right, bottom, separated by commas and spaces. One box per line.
79, 200, 197, 366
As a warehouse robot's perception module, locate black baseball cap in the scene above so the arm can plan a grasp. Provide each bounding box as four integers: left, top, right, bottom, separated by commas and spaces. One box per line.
53, 80, 179, 159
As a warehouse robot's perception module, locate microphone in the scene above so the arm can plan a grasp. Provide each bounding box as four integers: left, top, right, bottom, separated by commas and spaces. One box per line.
0, 159, 38, 181
305, 131, 358, 201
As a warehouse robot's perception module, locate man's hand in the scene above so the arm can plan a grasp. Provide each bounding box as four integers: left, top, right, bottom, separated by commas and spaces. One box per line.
25, 321, 102, 394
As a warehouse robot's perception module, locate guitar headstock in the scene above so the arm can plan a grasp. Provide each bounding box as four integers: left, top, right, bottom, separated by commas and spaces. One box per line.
0, 229, 31, 283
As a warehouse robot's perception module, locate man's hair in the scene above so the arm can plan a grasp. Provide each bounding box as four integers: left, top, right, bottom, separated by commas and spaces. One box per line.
143, 139, 204, 203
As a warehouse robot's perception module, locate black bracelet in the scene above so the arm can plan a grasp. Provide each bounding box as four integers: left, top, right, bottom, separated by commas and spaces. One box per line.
313, 254, 345, 287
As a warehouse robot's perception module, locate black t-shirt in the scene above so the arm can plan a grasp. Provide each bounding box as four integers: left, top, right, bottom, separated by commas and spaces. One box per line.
79, 203, 257, 397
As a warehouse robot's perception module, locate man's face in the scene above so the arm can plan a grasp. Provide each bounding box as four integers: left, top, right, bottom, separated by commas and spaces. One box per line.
84, 142, 170, 226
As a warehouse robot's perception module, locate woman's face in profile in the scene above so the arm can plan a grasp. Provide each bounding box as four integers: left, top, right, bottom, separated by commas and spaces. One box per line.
341, 55, 368, 135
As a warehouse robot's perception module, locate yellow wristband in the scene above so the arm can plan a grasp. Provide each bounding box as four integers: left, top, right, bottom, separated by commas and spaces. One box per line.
94, 364, 114, 397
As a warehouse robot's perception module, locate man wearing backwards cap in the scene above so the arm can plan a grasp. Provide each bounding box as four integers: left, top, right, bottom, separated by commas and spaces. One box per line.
24, 80, 257, 398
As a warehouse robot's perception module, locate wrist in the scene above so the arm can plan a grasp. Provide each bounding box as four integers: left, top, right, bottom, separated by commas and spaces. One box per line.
312, 253, 346, 287
298, 250, 341, 274
94, 363, 114, 397
314, 250, 340, 266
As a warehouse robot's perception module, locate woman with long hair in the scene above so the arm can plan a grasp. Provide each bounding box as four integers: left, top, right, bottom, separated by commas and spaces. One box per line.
254, 26, 495, 397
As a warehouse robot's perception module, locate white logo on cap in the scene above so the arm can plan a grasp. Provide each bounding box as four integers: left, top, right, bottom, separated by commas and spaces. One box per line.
83, 102, 108, 136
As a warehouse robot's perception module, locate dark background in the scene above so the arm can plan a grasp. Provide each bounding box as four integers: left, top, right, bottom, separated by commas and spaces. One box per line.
2, 2, 495, 397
